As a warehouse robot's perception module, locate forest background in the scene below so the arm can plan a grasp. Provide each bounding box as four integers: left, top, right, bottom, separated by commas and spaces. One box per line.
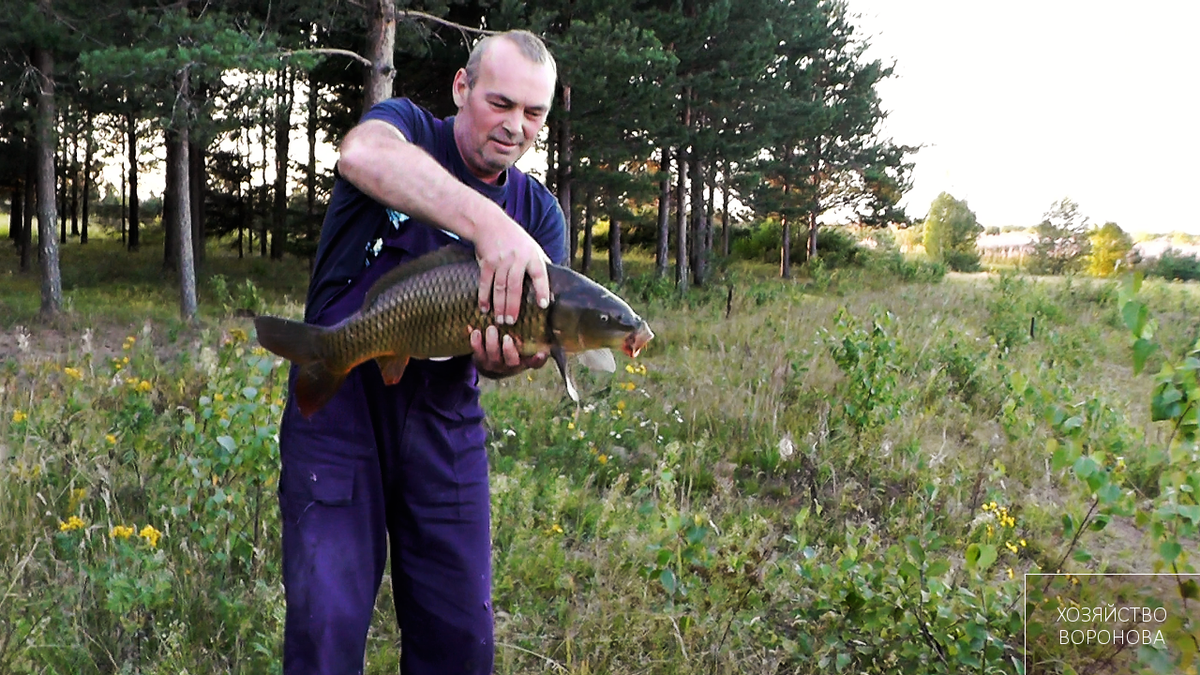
2, 1, 1198, 674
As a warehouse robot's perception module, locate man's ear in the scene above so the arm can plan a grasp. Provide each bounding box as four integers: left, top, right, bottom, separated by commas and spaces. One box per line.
451, 68, 470, 108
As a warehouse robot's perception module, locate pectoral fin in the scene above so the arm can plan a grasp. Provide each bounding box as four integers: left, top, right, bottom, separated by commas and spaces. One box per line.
376, 354, 411, 385
551, 345, 579, 403
576, 348, 616, 373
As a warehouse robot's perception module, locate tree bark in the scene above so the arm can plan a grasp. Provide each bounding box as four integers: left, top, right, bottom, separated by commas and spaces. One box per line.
655, 146, 670, 278
807, 139, 822, 260
21, 149, 35, 273
33, 44, 62, 317
306, 69, 318, 219
69, 124, 79, 237
172, 69, 198, 322
690, 154, 705, 287
10, 187, 22, 244
363, 0, 396, 113
581, 189, 593, 275
609, 216, 623, 284
58, 142, 66, 245
127, 105, 140, 251
781, 180, 791, 280
81, 111, 92, 244
271, 65, 294, 260
190, 137, 205, 265
674, 145, 689, 291
163, 128, 178, 270
556, 85, 573, 265
721, 161, 730, 257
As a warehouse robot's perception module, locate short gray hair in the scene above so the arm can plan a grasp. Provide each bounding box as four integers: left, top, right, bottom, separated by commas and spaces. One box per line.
464, 30, 556, 88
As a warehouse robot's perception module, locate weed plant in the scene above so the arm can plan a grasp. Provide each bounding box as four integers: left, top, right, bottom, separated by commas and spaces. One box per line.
2, 245, 1198, 673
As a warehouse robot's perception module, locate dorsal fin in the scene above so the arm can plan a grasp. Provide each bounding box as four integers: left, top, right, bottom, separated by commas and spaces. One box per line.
362, 245, 476, 310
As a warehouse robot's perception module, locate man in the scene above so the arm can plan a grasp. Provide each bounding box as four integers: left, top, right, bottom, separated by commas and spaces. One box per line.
277, 30, 565, 674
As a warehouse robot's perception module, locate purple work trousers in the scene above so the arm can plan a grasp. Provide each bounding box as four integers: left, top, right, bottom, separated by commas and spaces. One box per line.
278, 314, 493, 672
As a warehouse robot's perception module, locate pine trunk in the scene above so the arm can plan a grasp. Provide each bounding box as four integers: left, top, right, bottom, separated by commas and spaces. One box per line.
81, 112, 92, 244
655, 146, 670, 278
21, 150, 35, 272
781, 181, 791, 279
33, 44, 62, 317
690, 154, 704, 287
609, 216, 623, 284
172, 70, 198, 322
364, 0, 396, 113
581, 190, 593, 275
69, 127, 78, 237
190, 138, 205, 264
556, 85, 573, 265
10, 187, 21, 243
271, 66, 293, 260
674, 145, 689, 291
163, 129, 178, 271
721, 161, 730, 257
127, 107, 140, 251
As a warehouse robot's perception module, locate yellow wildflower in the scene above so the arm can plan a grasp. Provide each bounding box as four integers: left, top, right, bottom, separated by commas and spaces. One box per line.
59, 515, 86, 533
229, 328, 249, 344
567, 421, 575, 430
1020, 539, 1027, 547
550, 523, 564, 535
625, 364, 636, 374
122, 356, 129, 364
123, 336, 136, 350
63, 367, 83, 380
597, 454, 609, 465
105, 434, 117, 444
1006, 567, 1014, 579
214, 393, 225, 402
136, 380, 152, 393
1006, 541, 1018, 554
12, 410, 27, 423
251, 346, 267, 357
616, 400, 626, 411
139, 525, 162, 548
111, 525, 135, 540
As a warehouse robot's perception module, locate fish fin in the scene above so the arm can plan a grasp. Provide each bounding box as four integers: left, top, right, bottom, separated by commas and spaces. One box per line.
361, 245, 476, 310
576, 348, 616, 373
295, 362, 348, 419
376, 354, 410, 385
254, 316, 324, 365
551, 345, 580, 403
255, 316, 346, 418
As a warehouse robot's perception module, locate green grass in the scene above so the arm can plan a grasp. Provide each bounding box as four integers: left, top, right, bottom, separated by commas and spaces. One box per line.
2, 242, 1199, 674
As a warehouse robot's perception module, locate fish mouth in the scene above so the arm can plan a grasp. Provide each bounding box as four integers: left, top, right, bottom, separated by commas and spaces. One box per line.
623, 321, 654, 358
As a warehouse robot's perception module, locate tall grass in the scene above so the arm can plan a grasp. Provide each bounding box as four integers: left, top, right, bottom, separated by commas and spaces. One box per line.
2, 244, 1198, 673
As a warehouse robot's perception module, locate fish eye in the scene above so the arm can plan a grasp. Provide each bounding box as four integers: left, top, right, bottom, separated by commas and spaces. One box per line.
600, 315, 610, 323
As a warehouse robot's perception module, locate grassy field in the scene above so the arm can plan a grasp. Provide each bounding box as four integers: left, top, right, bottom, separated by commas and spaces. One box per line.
2, 234, 1198, 674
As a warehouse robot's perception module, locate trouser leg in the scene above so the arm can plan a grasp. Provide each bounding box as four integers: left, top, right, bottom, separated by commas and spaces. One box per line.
279, 368, 388, 675
375, 370, 494, 675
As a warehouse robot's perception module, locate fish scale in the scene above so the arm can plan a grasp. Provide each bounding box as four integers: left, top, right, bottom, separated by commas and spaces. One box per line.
254, 246, 653, 418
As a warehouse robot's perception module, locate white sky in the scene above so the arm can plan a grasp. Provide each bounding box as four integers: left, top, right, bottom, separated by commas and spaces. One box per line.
847, 0, 1200, 234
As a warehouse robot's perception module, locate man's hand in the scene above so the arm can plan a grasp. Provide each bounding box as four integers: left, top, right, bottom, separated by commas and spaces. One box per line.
470, 325, 548, 379
474, 221, 551, 326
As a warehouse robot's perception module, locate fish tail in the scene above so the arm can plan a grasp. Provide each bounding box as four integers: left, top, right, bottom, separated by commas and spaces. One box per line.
254, 316, 346, 418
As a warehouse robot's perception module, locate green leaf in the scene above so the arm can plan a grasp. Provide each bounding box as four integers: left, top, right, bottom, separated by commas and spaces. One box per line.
216, 436, 236, 452
1122, 300, 1148, 337
966, 544, 997, 572
659, 568, 676, 595
1133, 338, 1157, 375
927, 560, 950, 577
1073, 456, 1097, 479
1159, 541, 1182, 564
1181, 579, 1199, 600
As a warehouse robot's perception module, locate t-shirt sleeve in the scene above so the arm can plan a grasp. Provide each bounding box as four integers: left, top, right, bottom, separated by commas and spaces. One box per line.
360, 98, 436, 152
525, 178, 566, 265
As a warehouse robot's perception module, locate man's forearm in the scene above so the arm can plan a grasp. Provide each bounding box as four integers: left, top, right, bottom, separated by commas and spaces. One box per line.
337, 119, 502, 244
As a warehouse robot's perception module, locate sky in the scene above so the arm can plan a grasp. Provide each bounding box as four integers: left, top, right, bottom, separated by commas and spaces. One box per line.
845, 0, 1200, 234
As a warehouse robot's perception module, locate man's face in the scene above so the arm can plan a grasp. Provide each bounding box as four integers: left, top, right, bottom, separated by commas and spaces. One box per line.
452, 38, 555, 184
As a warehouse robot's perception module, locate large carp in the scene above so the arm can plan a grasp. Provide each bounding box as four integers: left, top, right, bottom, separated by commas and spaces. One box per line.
254, 245, 654, 417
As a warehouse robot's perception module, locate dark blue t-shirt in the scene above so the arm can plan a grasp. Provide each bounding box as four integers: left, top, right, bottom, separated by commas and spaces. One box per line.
305, 98, 567, 323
